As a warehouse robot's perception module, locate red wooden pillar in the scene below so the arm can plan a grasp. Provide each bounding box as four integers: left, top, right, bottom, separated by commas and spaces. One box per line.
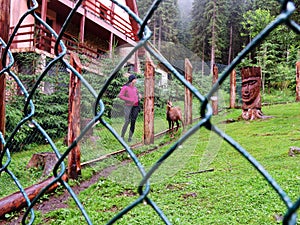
0, 0, 10, 152
296, 61, 300, 102
79, 9, 86, 43
184, 58, 193, 125
212, 64, 218, 115
143, 57, 155, 145
41, 0, 47, 21
67, 53, 82, 179
230, 69, 236, 108
39, 0, 47, 51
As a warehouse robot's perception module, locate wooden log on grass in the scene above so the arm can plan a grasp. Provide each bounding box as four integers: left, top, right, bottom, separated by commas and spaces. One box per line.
0, 174, 67, 218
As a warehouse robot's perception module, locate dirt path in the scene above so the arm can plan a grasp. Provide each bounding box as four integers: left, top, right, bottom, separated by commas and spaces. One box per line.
0, 163, 123, 225
0, 142, 167, 225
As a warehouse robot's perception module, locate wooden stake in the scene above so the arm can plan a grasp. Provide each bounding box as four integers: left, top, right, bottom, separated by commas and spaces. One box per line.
143, 56, 155, 145
184, 58, 193, 125
0, 0, 10, 152
230, 69, 236, 108
67, 53, 82, 179
212, 64, 218, 115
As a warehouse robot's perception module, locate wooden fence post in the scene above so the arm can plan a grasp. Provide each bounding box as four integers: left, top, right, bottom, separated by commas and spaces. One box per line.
0, 0, 10, 153
212, 64, 218, 115
230, 69, 236, 108
184, 58, 193, 125
296, 61, 300, 102
67, 53, 82, 179
143, 56, 155, 145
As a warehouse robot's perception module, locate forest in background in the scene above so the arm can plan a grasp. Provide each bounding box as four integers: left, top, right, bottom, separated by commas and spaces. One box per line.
136, 0, 300, 93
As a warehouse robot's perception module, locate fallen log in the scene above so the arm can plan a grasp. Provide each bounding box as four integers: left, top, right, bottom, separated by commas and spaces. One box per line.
0, 174, 67, 218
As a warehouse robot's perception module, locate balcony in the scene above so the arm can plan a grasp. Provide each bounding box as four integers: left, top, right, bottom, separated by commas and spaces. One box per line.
9, 0, 138, 59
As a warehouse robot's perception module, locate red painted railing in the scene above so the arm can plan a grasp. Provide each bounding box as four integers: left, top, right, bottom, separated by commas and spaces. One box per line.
9, 24, 106, 58
83, 0, 136, 40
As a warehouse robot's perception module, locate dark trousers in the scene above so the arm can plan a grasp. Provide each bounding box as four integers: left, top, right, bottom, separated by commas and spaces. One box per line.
121, 105, 139, 139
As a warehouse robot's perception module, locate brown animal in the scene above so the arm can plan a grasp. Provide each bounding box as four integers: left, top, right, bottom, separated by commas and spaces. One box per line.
166, 100, 184, 134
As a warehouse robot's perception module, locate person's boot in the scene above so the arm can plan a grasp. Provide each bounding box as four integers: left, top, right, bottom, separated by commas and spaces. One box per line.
128, 130, 133, 142
121, 132, 125, 140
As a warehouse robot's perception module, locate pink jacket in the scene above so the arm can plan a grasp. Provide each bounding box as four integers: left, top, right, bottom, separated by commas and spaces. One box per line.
119, 84, 139, 106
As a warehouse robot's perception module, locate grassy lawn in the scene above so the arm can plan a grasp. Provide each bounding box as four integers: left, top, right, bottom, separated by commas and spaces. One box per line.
1, 102, 300, 224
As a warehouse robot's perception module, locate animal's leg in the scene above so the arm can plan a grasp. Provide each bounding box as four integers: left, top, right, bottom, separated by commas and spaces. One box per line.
170, 121, 175, 138
175, 121, 179, 132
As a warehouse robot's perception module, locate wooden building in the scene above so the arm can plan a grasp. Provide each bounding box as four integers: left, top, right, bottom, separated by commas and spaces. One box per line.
9, 0, 140, 69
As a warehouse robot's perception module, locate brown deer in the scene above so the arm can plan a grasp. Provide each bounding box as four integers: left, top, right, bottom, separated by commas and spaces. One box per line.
166, 100, 184, 135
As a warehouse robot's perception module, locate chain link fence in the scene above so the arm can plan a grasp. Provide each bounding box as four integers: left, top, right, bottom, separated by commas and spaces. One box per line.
0, 0, 300, 224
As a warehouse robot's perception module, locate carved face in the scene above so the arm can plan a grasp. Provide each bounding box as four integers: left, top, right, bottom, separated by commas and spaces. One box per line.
241, 77, 261, 106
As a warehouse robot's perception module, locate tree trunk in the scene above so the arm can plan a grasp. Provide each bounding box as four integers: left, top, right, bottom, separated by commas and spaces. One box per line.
202, 40, 205, 76
158, 17, 162, 51
153, 20, 156, 46
228, 24, 233, 65
210, 0, 216, 76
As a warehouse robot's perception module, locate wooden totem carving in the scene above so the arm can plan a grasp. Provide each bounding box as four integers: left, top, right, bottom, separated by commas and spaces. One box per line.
241, 67, 266, 120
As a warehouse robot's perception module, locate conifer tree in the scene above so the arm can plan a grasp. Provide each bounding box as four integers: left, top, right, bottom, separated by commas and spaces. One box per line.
136, 0, 180, 49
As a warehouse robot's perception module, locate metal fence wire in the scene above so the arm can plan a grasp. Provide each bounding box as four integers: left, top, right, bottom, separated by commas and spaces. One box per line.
0, 0, 300, 224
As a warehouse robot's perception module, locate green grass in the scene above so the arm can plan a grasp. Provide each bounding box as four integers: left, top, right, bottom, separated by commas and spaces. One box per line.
2, 103, 300, 224
0, 141, 67, 198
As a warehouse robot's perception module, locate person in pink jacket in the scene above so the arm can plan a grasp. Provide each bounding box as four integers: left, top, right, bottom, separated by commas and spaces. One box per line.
118, 74, 140, 142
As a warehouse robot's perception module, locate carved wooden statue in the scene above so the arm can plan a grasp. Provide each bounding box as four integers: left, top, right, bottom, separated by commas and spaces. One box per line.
241, 67, 267, 120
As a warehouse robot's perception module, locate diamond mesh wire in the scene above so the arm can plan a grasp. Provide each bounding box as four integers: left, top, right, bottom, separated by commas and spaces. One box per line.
0, 0, 299, 224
